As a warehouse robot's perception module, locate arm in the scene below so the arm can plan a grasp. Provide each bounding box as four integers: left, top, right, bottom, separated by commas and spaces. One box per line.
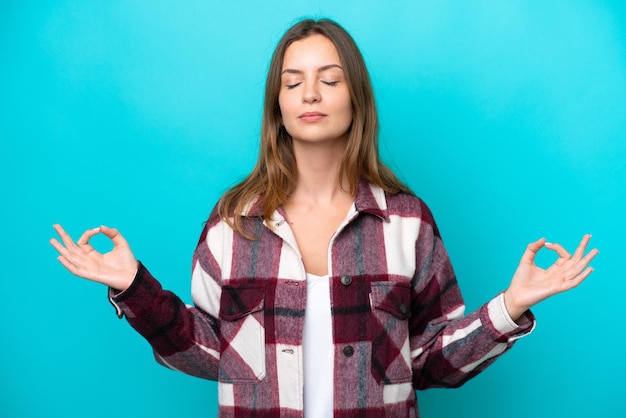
409, 208, 598, 390
108, 262, 220, 380
409, 214, 532, 389
50, 223, 221, 380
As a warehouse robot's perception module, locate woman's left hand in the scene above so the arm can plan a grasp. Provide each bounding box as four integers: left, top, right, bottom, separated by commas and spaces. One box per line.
504, 234, 599, 322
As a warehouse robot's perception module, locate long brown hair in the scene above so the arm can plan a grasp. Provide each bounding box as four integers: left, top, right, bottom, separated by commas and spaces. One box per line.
218, 18, 411, 237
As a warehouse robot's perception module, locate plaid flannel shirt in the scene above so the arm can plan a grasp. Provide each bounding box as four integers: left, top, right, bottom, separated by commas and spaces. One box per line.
110, 180, 534, 417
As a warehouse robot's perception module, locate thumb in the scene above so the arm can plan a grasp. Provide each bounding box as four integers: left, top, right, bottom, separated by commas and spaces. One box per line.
99, 225, 128, 247
520, 237, 547, 264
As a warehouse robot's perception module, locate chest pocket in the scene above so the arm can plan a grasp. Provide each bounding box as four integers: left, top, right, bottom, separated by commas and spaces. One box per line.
218, 284, 266, 383
370, 281, 412, 384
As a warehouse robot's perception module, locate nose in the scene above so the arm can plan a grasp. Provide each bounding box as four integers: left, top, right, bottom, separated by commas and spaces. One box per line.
302, 81, 320, 104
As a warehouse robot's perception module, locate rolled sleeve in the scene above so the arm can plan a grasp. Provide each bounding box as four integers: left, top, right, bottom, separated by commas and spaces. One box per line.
487, 293, 536, 341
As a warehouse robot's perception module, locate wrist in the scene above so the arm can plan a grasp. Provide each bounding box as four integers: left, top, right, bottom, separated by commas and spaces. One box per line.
503, 289, 527, 323
111, 262, 139, 292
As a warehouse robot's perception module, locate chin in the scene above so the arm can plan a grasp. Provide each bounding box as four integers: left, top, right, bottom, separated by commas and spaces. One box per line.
293, 134, 348, 145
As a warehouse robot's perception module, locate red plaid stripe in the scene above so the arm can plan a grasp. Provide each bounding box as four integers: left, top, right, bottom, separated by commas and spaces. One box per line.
110, 180, 535, 417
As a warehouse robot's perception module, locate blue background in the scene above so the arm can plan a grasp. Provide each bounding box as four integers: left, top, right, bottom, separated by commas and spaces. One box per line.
2, 1, 624, 417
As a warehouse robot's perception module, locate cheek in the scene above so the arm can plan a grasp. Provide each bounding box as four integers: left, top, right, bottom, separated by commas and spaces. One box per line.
277, 95, 295, 132
278, 92, 294, 117
345, 105, 354, 121
338, 90, 353, 119
340, 99, 354, 125
277, 97, 286, 127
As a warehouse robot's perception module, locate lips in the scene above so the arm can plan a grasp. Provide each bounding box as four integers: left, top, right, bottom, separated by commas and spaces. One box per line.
298, 112, 327, 122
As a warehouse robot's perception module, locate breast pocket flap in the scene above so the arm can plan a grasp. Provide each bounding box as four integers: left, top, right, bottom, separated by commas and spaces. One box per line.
371, 281, 411, 320
220, 284, 265, 321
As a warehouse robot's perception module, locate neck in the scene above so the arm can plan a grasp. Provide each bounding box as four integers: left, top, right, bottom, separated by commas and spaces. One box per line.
290, 139, 351, 204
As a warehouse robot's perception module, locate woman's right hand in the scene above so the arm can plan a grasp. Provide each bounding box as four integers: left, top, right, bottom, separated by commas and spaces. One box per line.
50, 224, 138, 292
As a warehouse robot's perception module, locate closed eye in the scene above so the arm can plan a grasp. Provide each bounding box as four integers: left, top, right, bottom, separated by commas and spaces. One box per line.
286, 82, 302, 89
322, 81, 340, 86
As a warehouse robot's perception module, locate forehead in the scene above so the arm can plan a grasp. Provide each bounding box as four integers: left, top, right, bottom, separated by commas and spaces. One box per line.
281, 34, 342, 70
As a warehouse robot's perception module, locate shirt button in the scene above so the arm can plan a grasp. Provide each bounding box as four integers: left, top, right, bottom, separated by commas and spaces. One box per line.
340, 275, 352, 286
399, 304, 407, 314
343, 345, 354, 357
227, 305, 237, 315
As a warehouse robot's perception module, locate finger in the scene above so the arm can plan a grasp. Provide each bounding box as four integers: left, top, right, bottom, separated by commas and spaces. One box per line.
576, 266, 594, 283
581, 248, 600, 264
563, 267, 594, 288
57, 255, 91, 279
77, 227, 102, 247
566, 248, 599, 278
53, 224, 78, 249
56, 255, 79, 275
571, 234, 592, 260
51, 237, 87, 268
50, 236, 80, 260
521, 238, 547, 264
544, 241, 571, 260
50, 237, 68, 255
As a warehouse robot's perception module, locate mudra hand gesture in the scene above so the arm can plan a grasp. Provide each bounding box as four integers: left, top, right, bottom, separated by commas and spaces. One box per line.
50, 223, 598, 319
50, 224, 138, 292
504, 234, 598, 321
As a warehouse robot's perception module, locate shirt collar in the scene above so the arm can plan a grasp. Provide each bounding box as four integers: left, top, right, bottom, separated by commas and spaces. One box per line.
239, 178, 389, 221
354, 178, 389, 221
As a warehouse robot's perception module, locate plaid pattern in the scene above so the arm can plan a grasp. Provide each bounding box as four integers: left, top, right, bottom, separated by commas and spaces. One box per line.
110, 180, 534, 417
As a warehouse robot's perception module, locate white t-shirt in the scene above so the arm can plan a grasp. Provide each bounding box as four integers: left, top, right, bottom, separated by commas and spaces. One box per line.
303, 272, 334, 418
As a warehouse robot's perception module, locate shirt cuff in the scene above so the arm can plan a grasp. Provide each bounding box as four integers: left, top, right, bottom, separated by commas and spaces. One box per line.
487, 293, 535, 340
108, 262, 155, 319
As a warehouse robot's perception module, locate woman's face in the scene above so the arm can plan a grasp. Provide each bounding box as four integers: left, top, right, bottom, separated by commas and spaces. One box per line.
278, 34, 353, 147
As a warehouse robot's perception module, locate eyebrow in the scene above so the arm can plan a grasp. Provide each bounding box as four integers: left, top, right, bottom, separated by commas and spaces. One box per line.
281, 64, 343, 75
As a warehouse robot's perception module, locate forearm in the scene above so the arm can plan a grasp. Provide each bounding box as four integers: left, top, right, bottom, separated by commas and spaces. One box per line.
411, 293, 535, 389
109, 262, 220, 380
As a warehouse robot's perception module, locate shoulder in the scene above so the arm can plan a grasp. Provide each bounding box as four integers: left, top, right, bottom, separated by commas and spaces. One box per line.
379, 188, 442, 242
194, 203, 222, 249
198, 196, 266, 247
358, 180, 437, 225
383, 189, 436, 222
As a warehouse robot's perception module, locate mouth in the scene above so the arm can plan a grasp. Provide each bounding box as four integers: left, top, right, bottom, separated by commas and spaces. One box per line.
298, 112, 327, 122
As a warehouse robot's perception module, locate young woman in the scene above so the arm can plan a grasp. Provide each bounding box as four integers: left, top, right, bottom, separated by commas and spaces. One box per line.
50, 19, 598, 417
